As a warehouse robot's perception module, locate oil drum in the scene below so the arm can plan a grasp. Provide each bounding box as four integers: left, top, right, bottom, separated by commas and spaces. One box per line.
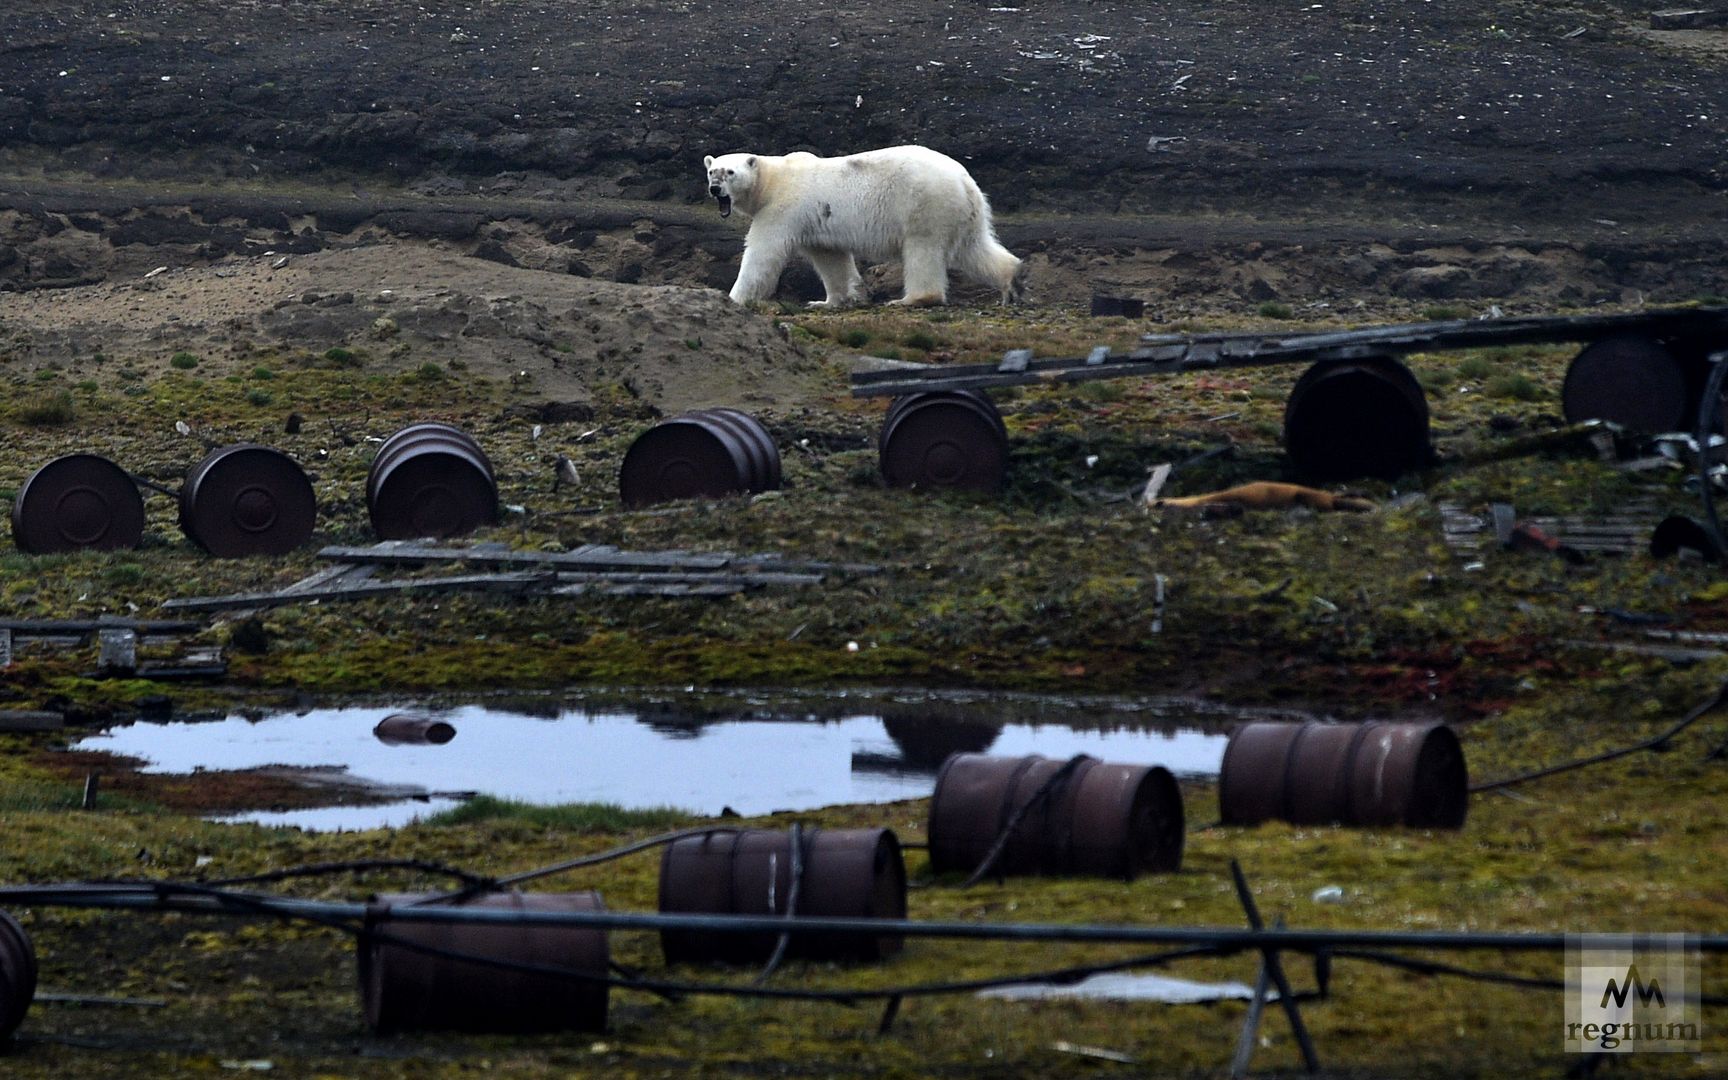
366, 423, 498, 540
1218, 720, 1468, 829
373, 713, 457, 745
618, 408, 781, 508
878, 390, 1009, 492
10, 453, 145, 554
0, 909, 37, 1043
659, 828, 905, 964
178, 444, 316, 557
359, 890, 608, 1033
1561, 334, 1691, 434
1283, 357, 1432, 480
926, 753, 1184, 880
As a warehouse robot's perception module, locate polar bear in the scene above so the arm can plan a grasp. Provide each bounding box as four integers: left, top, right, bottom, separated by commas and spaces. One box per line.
702, 145, 1024, 308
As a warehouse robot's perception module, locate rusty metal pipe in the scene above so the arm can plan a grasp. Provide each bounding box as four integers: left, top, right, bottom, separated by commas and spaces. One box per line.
1218, 721, 1468, 829
10, 885, 1728, 954
372, 713, 457, 746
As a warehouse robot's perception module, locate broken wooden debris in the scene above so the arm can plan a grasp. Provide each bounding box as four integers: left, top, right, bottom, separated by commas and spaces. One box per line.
97, 628, 137, 675
163, 541, 867, 612
1440, 502, 1662, 558
1651, 9, 1728, 29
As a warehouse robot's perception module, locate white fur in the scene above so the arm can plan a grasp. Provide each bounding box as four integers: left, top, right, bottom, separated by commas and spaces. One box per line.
702, 145, 1023, 308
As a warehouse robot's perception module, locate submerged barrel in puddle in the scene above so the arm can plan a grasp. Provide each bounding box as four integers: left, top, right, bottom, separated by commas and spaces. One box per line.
1561, 334, 1692, 434
659, 828, 905, 964
1218, 721, 1468, 829
10, 453, 145, 554
618, 408, 781, 508
0, 909, 36, 1043
360, 890, 608, 1033
179, 444, 316, 557
373, 713, 457, 745
878, 390, 1009, 492
926, 753, 1185, 880
1283, 358, 1432, 480
367, 422, 498, 540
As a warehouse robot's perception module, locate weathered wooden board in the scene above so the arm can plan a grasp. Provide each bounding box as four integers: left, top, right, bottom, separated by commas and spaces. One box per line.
0, 710, 64, 732
317, 542, 879, 576
163, 572, 555, 612
1651, 9, 1728, 29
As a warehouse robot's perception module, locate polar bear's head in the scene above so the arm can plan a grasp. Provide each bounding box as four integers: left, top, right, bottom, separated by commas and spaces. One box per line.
703, 153, 759, 218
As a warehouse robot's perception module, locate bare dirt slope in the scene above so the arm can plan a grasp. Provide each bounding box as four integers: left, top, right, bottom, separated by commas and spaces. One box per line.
0, 244, 825, 411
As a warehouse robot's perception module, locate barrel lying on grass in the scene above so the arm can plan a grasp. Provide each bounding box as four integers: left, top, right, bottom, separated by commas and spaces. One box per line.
179, 444, 317, 557
618, 408, 781, 508
0, 909, 37, 1043
359, 890, 609, 1033
10, 453, 145, 554
878, 390, 1009, 492
366, 423, 498, 540
1218, 721, 1468, 829
1283, 358, 1432, 480
926, 753, 1185, 880
659, 828, 906, 964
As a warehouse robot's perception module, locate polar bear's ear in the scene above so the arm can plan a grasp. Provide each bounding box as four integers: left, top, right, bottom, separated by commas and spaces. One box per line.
746, 157, 757, 168
703, 155, 715, 170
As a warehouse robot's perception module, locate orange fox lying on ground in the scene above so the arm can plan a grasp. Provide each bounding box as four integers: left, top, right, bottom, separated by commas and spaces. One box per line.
1152, 481, 1376, 514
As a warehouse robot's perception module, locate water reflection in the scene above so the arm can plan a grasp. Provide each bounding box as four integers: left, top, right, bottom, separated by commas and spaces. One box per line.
69, 689, 1299, 832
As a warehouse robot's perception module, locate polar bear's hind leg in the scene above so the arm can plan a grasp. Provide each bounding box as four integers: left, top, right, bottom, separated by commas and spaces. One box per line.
955, 239, 1024, 305
890, 238, 949, 307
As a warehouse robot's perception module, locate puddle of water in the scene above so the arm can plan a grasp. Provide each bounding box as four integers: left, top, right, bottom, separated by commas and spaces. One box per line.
71, 689, 1281, 831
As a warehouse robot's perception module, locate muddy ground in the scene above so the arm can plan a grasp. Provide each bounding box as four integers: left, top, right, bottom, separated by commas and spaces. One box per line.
1, 2, 1728, 1077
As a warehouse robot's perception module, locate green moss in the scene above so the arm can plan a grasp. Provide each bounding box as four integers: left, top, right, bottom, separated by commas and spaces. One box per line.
169, 352, 199, 370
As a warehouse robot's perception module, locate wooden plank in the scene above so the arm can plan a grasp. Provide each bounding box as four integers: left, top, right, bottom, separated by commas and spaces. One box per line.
317, 543, 880, 577
549, 581, 746, 598
0, 619, 201, 634
319, 542, 734, 572
1652, 9, 1728, 29
162, 572, 554, 612
0, 710, 64, 732
551, 570, 824, 587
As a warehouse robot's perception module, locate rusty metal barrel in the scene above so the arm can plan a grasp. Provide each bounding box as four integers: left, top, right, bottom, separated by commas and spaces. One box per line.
878, 390, 1009, 492
659, 828, 906, 964
178, 444, 316, 557
1283, 357, 1432, 480
926, 753, 1185, 880
359, 890, 608, 1033
373, 713, 457, 745
618, 408, 781, 508
10, 453, 146, 554
0, 909, 36, 1043
1218, 721, 1468, 829
1561, 334, 1691, 434
366, 422, 498, 540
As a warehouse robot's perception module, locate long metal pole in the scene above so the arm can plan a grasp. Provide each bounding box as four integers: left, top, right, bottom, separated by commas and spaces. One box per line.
4, 884, 1726, 954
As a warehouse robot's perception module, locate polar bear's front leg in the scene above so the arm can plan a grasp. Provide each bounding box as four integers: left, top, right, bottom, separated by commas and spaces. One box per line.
728, 237, 790, 305
805, 248, 864, 308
